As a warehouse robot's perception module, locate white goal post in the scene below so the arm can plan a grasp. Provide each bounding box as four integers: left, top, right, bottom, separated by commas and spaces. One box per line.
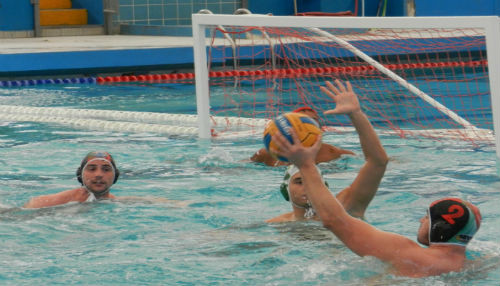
191, 13, 500, 160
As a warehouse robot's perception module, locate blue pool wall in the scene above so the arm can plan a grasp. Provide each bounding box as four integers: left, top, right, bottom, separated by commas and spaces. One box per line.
249, 0, 500, 17
0, 36, 486, 79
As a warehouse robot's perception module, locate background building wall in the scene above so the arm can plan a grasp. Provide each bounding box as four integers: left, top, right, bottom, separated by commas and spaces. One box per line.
1, 0, 499, 36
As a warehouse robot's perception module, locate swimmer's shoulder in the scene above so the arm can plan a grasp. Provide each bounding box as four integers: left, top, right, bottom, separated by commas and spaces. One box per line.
24, 187, 88, 208
266, 212, 296, 223
315, 143, 355, 163
320, 143, 355, 155
251, 148, 290, 167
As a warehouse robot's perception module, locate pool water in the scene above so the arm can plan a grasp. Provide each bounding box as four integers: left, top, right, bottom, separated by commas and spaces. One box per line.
0, 83, 499, 285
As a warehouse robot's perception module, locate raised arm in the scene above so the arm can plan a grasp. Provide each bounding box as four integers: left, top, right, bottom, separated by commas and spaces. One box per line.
271, 121, 451, 277
321, 80, 389, 218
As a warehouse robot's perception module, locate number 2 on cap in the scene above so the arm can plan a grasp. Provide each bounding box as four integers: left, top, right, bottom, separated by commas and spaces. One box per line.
441, 204, 464, 225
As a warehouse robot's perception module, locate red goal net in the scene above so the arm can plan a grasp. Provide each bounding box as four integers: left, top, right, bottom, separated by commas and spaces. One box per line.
204, 23, 493, 145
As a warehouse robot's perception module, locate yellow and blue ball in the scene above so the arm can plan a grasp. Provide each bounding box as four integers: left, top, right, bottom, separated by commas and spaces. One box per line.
263, 112, 321, 162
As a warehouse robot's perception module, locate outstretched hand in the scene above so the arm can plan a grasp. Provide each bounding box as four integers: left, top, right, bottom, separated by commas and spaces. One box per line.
271, 127, 322, 168
320, 80, 361, 116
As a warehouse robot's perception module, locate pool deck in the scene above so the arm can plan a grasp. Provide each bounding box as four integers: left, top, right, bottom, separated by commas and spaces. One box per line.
0, 35, 196, 78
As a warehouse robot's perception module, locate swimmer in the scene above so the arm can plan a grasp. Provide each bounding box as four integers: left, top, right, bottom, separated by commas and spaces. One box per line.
23, 151, 179, 208
271, 79, 482, 277
250, 106, 354, 167
24, 151, 120, 208
267, 83, 388, 223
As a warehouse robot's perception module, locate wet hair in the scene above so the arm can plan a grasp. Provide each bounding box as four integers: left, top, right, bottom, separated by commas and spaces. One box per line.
76, 151, 120, 185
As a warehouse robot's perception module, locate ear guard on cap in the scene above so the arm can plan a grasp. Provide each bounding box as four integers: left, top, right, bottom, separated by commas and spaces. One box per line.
76, 167, 83, 184
279, 180, 328, 202
280, 183, 290, 201
430, 219, 460, 243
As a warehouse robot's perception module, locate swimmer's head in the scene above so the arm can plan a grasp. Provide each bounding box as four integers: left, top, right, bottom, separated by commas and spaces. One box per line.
293, 106, 317, 114
279, 164, 328, 201
293, 106, 321, 126
427, 198, 481, 246
76, 151, 120, 185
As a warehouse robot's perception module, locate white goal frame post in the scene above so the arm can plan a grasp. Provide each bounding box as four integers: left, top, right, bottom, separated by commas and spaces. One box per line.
191, 14, 500, 160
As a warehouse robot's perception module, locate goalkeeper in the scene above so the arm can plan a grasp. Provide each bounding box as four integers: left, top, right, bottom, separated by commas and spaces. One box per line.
250, 106, 354, 166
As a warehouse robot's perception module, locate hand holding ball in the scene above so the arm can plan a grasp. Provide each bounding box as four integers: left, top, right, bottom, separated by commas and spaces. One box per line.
263, 112, 321, 161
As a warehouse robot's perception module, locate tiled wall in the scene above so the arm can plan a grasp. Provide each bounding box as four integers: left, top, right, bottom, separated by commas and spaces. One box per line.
118, 0, 242, 26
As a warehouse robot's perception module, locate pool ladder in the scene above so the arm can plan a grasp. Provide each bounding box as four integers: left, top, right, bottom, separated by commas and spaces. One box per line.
197, 9, 277, 74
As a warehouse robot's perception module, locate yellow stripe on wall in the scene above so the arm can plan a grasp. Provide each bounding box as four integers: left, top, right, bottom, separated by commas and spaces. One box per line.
40, 9, 88, 26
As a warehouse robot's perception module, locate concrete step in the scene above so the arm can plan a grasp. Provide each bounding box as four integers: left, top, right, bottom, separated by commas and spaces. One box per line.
40, 25, 105, 37
40, 9, 88, 26
40, 0, 72, 9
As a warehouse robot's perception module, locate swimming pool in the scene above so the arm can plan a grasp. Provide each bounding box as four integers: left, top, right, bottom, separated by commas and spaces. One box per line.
0, 81, 499, 285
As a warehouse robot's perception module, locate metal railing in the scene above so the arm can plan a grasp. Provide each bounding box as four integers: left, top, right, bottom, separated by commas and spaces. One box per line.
30, 0, 41, 37
103, 0, 119, 34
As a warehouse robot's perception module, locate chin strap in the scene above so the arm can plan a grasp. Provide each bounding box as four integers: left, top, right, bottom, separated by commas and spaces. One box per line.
304, 205, 316, 219
291, 200, 316, 219
83, 186, 96, 202
83, 185, 109, 201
